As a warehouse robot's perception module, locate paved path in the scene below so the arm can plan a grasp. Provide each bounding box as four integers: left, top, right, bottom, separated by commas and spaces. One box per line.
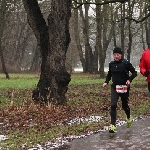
58, 117, 150, 150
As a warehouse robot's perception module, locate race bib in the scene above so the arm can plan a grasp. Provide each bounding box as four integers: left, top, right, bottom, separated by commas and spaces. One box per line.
116, 85, 127, 93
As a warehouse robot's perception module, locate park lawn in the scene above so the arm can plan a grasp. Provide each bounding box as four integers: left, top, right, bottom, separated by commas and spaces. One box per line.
0, 73, 150, 149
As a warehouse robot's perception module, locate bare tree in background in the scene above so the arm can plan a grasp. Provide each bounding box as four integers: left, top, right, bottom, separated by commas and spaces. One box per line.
0, 0, 10, 79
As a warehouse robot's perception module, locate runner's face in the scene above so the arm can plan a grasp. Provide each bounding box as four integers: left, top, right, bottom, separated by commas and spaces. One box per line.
113, 53, 122, 61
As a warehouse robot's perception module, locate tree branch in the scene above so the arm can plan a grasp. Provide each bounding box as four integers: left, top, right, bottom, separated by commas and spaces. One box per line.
72, 0, 128, 9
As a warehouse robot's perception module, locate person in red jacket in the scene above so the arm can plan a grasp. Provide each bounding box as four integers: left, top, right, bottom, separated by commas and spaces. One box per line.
139, 48, 150, 92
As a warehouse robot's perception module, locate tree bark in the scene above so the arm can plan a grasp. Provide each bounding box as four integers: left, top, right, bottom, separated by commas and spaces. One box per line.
47, 0, 71, 104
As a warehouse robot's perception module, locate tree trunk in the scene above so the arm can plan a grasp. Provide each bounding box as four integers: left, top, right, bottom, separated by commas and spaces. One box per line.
23, 0, 71, 105
120, 3, 125, 57
126, 0, 134, 61
145, 11, 150, 48
47, 0, 71, 104
79, 0, 93, 73
0, 0, 9, 79
73, 3, 86, 72
0, 46, 9, 79
96, 2, 113, 78
96, 2, 103, 77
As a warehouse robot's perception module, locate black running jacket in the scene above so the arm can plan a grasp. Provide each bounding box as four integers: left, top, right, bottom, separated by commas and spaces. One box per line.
105, 59, 137, 86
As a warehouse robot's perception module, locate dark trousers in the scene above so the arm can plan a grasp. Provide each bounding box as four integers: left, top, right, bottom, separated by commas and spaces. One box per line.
110, 85, 130, 126
148, 82, 150, 92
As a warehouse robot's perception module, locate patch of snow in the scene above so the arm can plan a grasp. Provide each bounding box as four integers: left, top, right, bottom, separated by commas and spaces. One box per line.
65, 116, 104, 125
0, 135, 6, 141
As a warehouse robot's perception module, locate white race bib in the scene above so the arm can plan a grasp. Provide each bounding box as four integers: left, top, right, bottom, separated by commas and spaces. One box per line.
116, 85, 127, 93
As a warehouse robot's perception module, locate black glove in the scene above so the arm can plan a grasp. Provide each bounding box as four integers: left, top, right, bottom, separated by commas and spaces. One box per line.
143, 71, 149, 77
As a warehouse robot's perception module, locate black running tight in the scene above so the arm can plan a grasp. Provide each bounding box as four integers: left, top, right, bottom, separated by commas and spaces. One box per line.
110, 85, 130, 126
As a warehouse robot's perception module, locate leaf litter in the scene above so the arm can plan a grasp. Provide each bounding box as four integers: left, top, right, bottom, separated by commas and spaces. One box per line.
0, 83, 150, 149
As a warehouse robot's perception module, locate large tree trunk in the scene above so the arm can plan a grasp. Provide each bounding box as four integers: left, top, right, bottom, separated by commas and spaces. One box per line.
23, 0, 71, 105
47, 0, 71, 104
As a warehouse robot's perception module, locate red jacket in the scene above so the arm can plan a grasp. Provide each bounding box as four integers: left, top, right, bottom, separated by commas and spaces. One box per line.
139, 48, 150, 82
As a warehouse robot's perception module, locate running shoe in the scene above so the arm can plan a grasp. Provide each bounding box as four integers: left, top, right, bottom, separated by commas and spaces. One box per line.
109, 124, 116, 133
127, 117, 132, 128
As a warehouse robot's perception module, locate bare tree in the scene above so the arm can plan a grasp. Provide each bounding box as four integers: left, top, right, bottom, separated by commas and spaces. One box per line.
72, 1, 86, 72
96, 1, 114, 78
126, 0, 135, 61
0, 0, 10, 79
22, 0, 71, 105
145, 1, 150, 48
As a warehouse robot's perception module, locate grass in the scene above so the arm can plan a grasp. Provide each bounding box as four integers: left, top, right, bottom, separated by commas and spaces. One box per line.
0, 74, 38, 90
0, 73, 150, 149
69, 73, 103, 85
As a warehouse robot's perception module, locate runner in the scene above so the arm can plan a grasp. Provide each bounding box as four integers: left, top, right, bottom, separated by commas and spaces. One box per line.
102, 47, 137, 133
139, 47, 150, 92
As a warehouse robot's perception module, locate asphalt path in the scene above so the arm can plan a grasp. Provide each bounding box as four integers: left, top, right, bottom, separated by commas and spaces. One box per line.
57, 116, 150, 150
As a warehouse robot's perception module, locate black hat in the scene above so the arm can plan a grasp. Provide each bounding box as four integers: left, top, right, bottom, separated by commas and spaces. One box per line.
113, 47, 122, 54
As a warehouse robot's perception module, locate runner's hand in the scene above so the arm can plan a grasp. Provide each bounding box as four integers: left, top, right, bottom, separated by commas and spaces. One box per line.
143, 71, 149, 77
126, 80, 130, 85
102, 83, 108, 88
